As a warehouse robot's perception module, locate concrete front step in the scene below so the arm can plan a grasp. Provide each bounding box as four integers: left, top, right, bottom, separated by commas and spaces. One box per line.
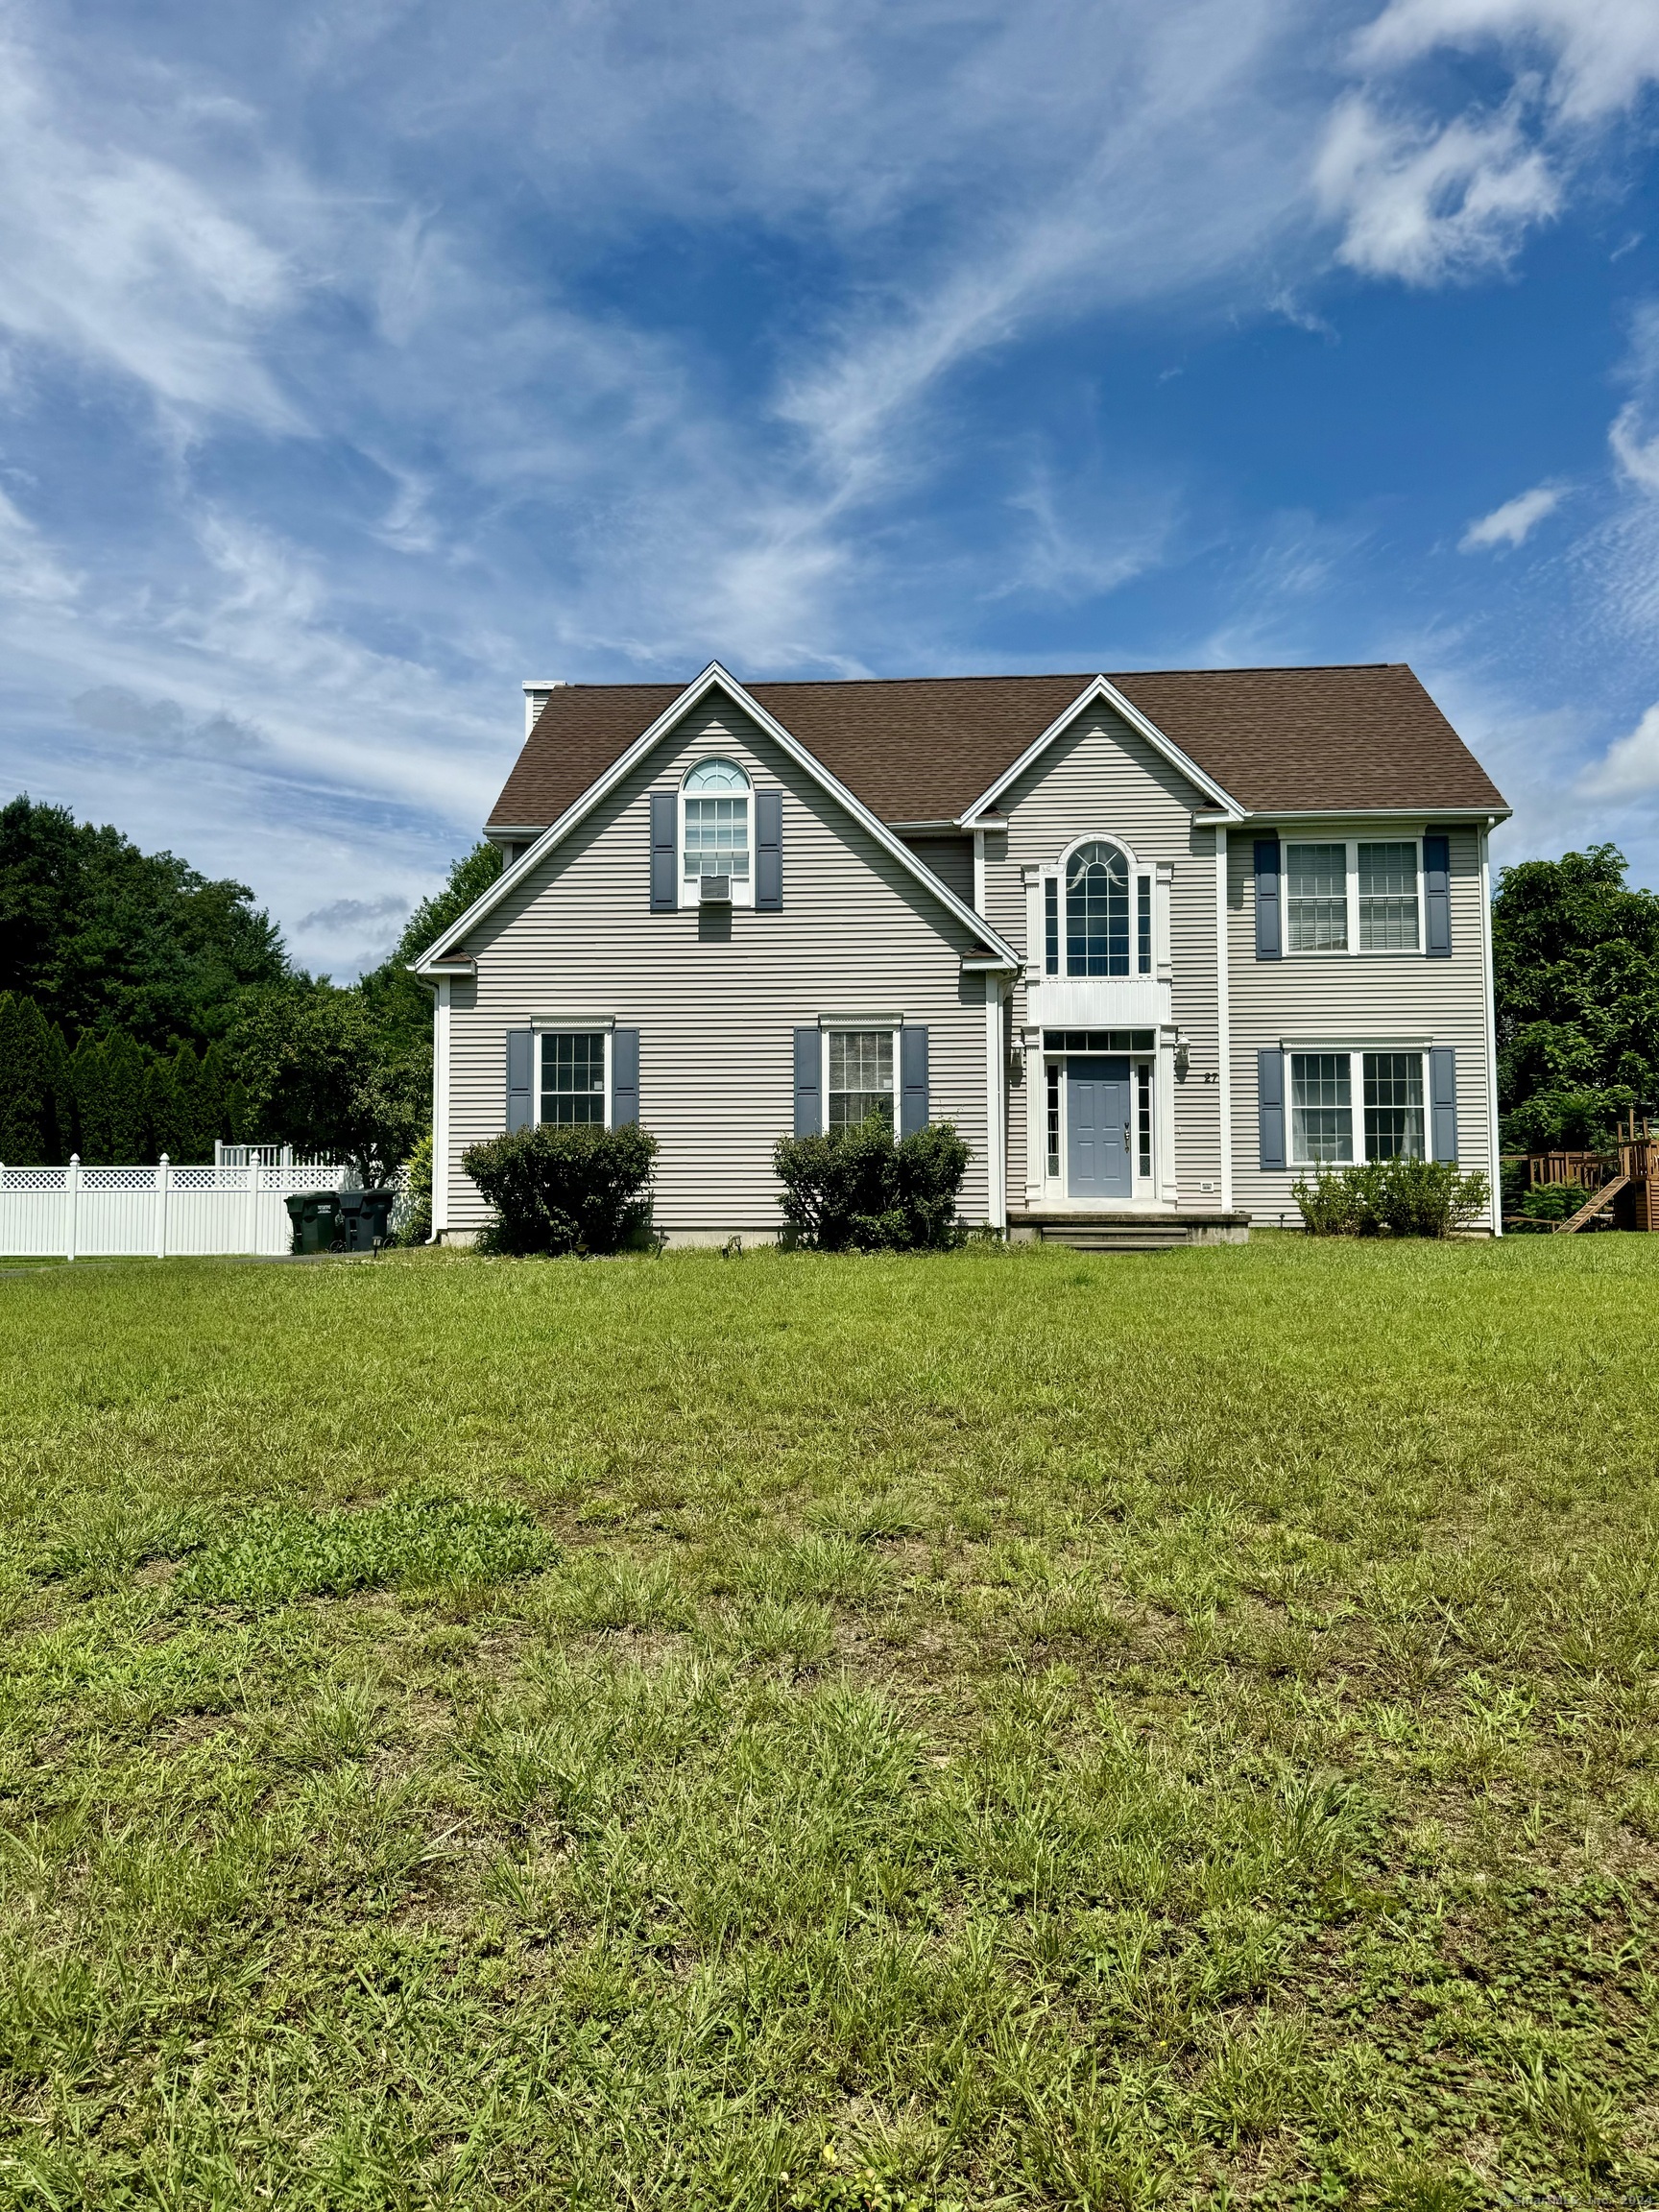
1010, 1209, 1251, 1250
1040, 1226, 1190, 1252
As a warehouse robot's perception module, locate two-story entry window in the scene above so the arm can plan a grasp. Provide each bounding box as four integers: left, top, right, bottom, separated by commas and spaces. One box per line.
681, 757, 752, 904
1044, 841, 1154, 978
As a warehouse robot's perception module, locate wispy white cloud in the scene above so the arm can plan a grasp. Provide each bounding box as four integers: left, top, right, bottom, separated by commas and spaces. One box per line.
1459, 481, 1568, 550
0, 28, 300, 428
1320, 0, 1659, 285
1316, 95, 1557, 283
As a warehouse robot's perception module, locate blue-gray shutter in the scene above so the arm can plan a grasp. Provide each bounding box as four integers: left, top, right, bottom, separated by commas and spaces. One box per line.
901, 1027, 929, 1139
1258, 1048, 1285, 1170
756, 790, 782, 911
1254, 838, 1282, 960
1430, 1046, 1457, 1161
650, 790, 677, 912
612, 1028, 639, 1128
506, 1030, 534, 1132
793, 1028, 821, 1137
1424, 831, 1452, 957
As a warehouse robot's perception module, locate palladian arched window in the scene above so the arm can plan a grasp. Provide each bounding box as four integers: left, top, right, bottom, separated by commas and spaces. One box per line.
682, 757, 751, 891
1066, 841, 1129, 975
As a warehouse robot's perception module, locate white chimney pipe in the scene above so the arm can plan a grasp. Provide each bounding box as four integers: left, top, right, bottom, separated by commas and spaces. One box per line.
522, 680, 567, 737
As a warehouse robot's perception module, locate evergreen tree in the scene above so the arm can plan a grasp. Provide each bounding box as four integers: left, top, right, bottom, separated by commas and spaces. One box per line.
198, 1042, 233, 1151
41, 1013, 72, 1164
145, 1057, 193, 1163
0, 994, 46, 1162
104, 1030, 149, 1160
171, 1044, 205, 1162
72, 1035, 109, 1161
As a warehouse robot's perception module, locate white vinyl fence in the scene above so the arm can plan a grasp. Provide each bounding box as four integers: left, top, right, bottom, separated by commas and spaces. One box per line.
0, 1157, 359, 1260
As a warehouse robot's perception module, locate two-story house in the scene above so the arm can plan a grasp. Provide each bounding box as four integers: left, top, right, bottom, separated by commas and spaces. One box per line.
416, 661, 1510, 1245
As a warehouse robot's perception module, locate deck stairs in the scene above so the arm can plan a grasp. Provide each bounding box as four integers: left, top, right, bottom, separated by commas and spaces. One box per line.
1554, 1174, 1629, 1235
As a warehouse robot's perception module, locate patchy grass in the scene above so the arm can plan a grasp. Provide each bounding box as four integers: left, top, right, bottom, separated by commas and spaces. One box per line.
0, 1236, 1656, 2208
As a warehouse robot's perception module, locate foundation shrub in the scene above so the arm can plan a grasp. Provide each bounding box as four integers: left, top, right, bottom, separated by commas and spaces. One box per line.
462, 1123, 657, 1256
1291, 1157, 1491, 1238
772, 1118, 970, 1252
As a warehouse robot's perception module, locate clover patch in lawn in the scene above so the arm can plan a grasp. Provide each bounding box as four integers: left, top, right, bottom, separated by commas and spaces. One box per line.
174, 1493, 556, 1608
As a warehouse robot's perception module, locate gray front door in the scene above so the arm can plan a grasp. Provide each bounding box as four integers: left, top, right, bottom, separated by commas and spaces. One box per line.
1067, 1057, 1133, 1200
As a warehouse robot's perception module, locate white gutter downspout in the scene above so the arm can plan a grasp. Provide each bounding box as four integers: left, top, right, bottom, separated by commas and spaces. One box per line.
1214, 826, 1233, 1214
986, 981, 1007, 1233
432, 978, 451, 1241
1479, 822, 1503, 1236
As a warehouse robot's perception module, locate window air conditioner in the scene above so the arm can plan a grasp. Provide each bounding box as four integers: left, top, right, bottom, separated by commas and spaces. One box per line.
700, 874, 733, 904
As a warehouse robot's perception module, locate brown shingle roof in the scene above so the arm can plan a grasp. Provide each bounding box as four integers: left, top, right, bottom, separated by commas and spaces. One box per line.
485, 664, 1507, 830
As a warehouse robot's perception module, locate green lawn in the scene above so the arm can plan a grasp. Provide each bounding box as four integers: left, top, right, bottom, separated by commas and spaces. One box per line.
1, 1238, 1655, 2210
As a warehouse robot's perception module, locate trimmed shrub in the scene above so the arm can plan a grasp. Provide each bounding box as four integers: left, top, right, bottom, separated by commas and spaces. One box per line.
772, 1118, 970, 1252
1291, 1157, 1491, 1238
462, 1122, 657, 1256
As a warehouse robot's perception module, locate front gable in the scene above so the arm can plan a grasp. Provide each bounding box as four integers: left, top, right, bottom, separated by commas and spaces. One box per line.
417, 663, 1017, 975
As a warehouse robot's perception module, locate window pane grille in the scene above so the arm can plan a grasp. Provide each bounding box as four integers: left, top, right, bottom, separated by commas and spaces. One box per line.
1358, 842, 1418, 950
683, 758, 750, 879
1137, 875, 1152, 974
1066, 842, 1129, 975
1045, 878, 1058, 975
1137, 1061, 1151, 1179
1286, 843, 1348, 951
1046, 1064, 1061, 1178
1363, 1052, 1424, 1159
1042, 1029, 1156, 1052
829, 1030, 894, 1132
1290, 1052, 1352, 1162
541, 1033, 606, 1125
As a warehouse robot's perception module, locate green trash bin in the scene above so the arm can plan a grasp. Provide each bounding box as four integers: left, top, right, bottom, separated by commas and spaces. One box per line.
336, 1189, 396, 1252
284, 1190, 342, 1255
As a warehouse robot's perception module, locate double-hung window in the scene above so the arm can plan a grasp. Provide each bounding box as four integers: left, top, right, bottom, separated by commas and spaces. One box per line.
1286, 844, 1349, 951
1358, 843, 1419, 950
829, 1030, 894, 1132
681, 758, 752, 904
1284, 839, 1423, 954
541, 1032, 606, 1124
1288, 1050, 1426, 1165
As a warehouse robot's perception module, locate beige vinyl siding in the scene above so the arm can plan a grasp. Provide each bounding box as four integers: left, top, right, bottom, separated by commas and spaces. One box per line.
984, 706, 1222, 1209
444, 698, 991, 1237
1227, 824, 1495, 1224
900, 833, 974, 906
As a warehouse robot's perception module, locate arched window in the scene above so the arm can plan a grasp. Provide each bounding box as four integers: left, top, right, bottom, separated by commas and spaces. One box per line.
1066, 840, 1129, 975
682, 757, 752, 899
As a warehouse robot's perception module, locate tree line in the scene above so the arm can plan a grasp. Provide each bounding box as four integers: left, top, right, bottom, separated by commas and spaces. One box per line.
0, 795, 498, 1174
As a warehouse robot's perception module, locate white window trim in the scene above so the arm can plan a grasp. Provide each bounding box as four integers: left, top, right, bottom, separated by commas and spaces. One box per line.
1285, 1046, 1429, 1167
823, 1024, 902, 1135
678, 758, 756, 908
1283, 835, 1426, 958
1040, 1040, 1160, 1199
1043, 834, 1155, 981
537, 1028, 612, 1127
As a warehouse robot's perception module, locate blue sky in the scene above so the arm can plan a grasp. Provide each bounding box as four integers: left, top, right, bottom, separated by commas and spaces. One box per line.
1, 0, 1657, 975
